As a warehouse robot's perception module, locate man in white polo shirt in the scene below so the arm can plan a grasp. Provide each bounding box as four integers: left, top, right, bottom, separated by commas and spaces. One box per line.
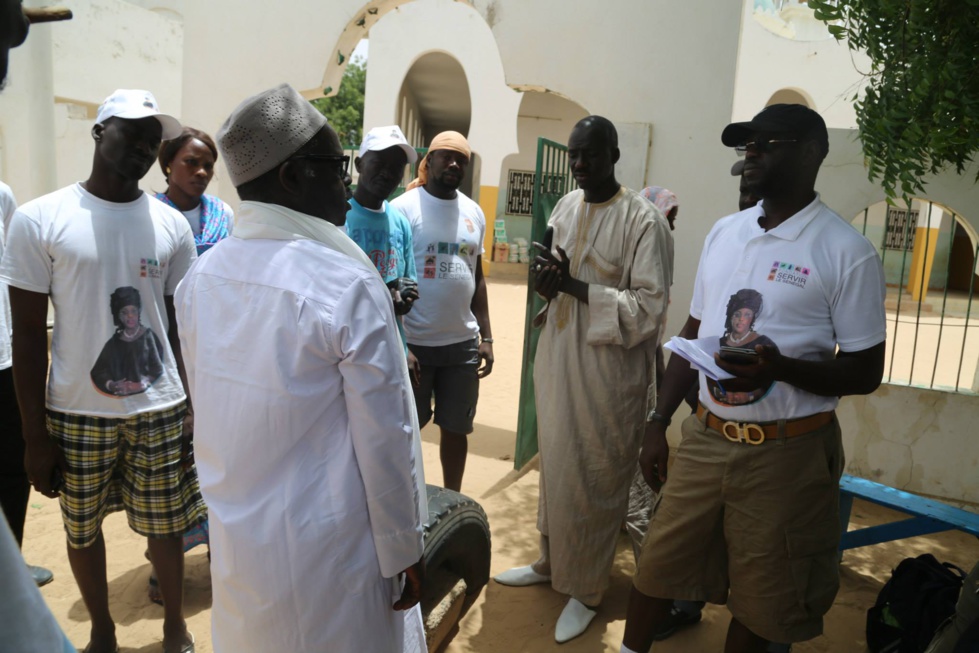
1, 89, 203, 653
622, 104, 887, 653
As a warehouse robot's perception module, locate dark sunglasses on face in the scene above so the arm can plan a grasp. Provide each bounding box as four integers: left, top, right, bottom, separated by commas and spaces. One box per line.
291, 153, 351, 177
734, 138, 798, 157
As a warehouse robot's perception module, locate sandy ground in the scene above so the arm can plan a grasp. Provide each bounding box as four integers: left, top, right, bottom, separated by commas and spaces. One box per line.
21, 277, 979, 652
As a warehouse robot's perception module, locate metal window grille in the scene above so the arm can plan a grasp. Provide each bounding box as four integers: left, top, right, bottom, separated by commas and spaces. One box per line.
506, 170, 534, 216
884, 207, 918, 251
856, 202, 979, 394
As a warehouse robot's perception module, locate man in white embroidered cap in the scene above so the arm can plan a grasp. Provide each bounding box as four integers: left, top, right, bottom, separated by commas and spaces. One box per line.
174, 83, 425, 653
0, 89, 203, 653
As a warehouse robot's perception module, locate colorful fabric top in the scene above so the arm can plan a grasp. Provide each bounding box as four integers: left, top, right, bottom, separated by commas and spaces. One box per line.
154, 192, 233, 255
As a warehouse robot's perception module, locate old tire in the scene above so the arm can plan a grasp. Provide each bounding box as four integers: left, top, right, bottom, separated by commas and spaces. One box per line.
423, 484, 491, 597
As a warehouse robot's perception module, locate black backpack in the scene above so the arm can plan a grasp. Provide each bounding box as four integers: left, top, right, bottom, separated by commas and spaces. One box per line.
867, 554, 967, 653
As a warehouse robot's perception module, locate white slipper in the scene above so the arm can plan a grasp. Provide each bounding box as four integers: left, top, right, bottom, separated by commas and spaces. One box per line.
555, 598, 596, 643
493, 565, 551, 586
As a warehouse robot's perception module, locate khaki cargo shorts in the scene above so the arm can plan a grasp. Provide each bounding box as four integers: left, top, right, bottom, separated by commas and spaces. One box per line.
634, 411, 844, 643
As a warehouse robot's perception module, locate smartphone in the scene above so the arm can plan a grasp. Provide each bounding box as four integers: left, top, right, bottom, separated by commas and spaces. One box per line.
532, 226, 554, 257
542, 226, 554, 251
719, 345, 759, 365
50, 467, 65, 494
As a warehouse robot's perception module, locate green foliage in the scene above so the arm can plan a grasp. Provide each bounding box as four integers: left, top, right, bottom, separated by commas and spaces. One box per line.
809, 0, 979, 201
310, 56, 367, 147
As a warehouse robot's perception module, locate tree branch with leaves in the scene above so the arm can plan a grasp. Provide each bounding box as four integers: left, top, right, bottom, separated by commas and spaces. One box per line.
311, 56, 367, 148
810, 0, 979, 200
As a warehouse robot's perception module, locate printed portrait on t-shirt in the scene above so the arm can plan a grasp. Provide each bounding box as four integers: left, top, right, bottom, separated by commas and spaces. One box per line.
90, 286, 165, 397
706, 288, 778, 407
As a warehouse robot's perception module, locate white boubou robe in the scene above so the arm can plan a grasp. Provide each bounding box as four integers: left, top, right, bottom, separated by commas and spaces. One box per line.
533, 187, 673, 604
175, 201, 426, 653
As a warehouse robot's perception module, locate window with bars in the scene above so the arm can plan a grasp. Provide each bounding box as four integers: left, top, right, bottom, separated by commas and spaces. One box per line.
506, 170, 534, 216
884, 207, 919, 251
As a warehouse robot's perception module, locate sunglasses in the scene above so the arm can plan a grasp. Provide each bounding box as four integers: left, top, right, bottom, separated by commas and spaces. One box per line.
734, 138, 798, 157
291, 153, 350, 176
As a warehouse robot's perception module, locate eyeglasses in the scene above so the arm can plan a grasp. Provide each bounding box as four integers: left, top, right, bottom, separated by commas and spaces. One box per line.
734, 138, 798, 157
290, 153, 350, 177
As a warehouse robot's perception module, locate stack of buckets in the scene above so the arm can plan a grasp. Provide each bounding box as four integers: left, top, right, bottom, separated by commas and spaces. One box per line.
492, 219, 531, 264
510, 238, 529, 264
492, 219, 509, 263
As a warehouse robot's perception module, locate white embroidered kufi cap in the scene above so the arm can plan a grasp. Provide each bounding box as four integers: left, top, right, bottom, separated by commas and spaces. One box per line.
216, 83, 328, 187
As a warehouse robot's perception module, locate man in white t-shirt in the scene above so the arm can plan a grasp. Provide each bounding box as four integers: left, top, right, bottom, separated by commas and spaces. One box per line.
0, 180, 55, 589
391, 130, 493, 492
0, 89, 204, 653
622, 105, 887, 653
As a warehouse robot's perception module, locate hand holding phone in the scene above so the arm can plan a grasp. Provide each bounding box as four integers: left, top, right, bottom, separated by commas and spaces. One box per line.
50, 467, 65, 494
719, 345, 759, 365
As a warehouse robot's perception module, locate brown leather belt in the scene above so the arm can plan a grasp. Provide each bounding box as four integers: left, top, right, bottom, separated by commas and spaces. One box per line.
696, 403, 833, 445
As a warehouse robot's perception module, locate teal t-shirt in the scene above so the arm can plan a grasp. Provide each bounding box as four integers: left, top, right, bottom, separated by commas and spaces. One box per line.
345, 198, 417, 348
345, 198, 417, 283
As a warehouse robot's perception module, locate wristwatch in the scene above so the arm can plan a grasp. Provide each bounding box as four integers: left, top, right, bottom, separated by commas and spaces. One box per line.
645, 410, 671, 427
481, 337, 494, 344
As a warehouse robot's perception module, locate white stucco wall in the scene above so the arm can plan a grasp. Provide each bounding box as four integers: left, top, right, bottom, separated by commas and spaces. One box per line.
839, 385, 979, 507
364, 0, 521, 190
0, 1, 58, 202
0, 0, 181, 202
52, 0, 182, 112
731, 0, 870, 128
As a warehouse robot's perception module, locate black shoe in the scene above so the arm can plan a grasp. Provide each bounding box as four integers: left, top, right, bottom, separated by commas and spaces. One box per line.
651, 605, 702, 641
28, 564, 54, 587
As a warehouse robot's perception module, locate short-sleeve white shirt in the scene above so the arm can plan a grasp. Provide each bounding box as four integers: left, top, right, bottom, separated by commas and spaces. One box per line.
0, 183, 196, 417
0, 181, 17, 370
391, 187, 486, 347
691, 194, 886, 421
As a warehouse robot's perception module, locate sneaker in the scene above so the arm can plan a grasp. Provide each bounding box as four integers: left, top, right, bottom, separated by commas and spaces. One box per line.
651, 605, 702, 641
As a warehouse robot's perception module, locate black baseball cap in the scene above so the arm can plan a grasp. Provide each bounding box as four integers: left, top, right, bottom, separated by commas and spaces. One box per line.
721, 104, 829, 156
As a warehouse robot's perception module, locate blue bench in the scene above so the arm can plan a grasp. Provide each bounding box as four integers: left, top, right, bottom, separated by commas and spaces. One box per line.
839, 474, 979, 555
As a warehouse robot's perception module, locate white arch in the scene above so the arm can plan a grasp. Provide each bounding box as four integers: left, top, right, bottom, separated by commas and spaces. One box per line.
362, 0, 520, 189
765, 87, 814, 108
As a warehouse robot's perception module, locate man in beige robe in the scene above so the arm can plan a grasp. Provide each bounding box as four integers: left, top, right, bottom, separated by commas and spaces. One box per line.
494, 115, 673, 643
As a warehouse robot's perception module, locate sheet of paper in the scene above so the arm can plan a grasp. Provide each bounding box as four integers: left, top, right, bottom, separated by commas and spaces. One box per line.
663, 336, 734, 380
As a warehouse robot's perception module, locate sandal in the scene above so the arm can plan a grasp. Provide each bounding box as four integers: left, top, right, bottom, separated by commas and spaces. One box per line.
162, 631, 194, 653
147, 573, 164, 606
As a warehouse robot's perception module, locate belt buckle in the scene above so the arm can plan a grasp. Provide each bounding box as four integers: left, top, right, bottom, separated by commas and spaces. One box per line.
721, 421, 766, 445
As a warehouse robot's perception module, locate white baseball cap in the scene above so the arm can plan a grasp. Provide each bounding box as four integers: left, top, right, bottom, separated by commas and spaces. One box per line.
95, 89, 182, 140
359, 125, 418, 164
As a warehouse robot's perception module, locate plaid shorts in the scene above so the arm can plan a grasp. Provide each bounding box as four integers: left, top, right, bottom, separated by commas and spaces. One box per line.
47, 403, 206, 549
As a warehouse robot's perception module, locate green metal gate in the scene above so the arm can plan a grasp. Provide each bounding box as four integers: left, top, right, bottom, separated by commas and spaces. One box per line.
514, 138, 573, 469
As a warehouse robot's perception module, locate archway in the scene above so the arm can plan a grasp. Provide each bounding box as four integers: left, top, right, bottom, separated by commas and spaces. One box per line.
851, 199, 979, 392
495, 90, 589, 246
765, 87, 813, 108
396, 51, 475, 198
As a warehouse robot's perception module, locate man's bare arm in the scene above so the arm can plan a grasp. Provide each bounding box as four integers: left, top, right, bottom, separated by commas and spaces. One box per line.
715, 341, 885, 398
471, 255, 494, 378
639, 315, 700, 490
10, 286, 62, 497
165, 295, 194, 464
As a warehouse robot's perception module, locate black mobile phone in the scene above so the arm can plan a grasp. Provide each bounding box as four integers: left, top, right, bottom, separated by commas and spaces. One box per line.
50, 467, 65, 493
542, 226, 554, 251
719, 345, 759, 365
